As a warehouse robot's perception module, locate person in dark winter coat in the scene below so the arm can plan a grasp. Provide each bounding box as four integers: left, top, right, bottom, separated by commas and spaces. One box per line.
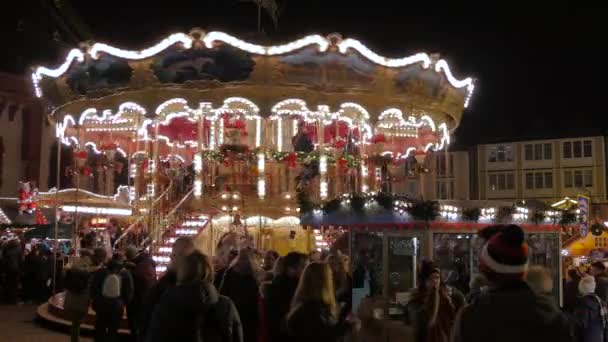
286, 262, 350, 342
187, 252, 245, 342
139, 236, 194, 340
574, 275, 606, 342
218, 248, 260, 342
91, 253, 134, 342
451, 225, 573, 342
2, 239, 22, 303
64, 267, 92, 342
563, 268, 582, 314
265, 252, 308, 342
406, 260, 463, 342
202, 294, 244, 342
146, 251, 218, 342
590, 261, 608, 303
124, 246, 156, 342
22, 244, 43, 302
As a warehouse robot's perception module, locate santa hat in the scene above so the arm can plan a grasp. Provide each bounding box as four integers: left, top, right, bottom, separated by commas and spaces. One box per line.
579, 275, 596, 295
480, 225, 529, 282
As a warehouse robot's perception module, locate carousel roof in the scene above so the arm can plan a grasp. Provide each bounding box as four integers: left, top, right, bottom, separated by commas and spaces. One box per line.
33, 29, 474, 130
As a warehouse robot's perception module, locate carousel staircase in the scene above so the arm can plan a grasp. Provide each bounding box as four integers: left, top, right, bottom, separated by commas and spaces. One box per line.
152, 215, 209, 274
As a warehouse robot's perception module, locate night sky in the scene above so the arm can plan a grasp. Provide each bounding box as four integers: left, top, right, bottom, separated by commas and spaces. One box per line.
2, 0, 602, 146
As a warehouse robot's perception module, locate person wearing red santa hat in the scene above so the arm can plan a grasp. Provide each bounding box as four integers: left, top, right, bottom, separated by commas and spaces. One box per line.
451, 224, 574, 342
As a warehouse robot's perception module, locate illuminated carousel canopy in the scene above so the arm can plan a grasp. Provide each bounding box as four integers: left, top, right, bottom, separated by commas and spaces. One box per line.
33, 29, 474, 131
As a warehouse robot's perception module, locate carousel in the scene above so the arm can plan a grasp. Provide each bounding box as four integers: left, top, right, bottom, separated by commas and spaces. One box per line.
31, 28, 474, 330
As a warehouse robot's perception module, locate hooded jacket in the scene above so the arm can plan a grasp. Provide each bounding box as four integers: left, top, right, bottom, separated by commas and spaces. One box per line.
146, 280, 219, 342
574, 294, 606, 342
451, 281, 573, 342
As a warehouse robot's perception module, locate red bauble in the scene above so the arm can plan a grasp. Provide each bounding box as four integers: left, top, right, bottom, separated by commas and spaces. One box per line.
371, 134, 386, 144
338, 158, 348, 171
74, 151, 88, 159
334, 140, 346, 149
284, 152, 297, 168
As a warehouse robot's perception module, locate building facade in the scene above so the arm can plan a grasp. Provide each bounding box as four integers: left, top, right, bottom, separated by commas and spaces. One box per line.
0, 72, 52, 196
386, 151, 470, 201
472, 136, 607, 206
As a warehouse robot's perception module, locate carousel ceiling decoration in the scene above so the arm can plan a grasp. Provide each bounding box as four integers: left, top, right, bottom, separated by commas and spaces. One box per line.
54, 97, 450, 158
32, 30, 475, 106
374, 108, 449, 158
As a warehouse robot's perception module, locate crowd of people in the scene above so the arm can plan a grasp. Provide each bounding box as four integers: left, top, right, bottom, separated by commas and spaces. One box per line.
379, 224, 606, 342
57, 235, 354, 342
6, 223, 608, 341
0, 237, 65, 305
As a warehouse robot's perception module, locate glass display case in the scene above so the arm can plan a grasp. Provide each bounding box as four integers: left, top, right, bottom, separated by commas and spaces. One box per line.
433, 233, 474, 294
433, 231, 561, 303
351, 231, 384, 313
386, 235, 421, 300
527, 233, 561, 301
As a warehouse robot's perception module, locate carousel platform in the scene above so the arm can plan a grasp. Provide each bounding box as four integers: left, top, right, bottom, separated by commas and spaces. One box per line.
36, 292, 130, 335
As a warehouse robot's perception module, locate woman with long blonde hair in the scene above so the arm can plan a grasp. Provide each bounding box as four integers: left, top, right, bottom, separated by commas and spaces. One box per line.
326, 252, 352, 321
286, 262, 350, 342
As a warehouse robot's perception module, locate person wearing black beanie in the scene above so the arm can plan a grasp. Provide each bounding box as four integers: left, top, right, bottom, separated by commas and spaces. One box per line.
451, 225, 574, 342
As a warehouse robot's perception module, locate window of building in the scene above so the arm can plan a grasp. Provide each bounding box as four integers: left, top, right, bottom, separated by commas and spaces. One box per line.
564, 171, 573, 188
563, 142, 572, 159
534, 144, 542, 161
534, 172, 544, 188
489, 172, 515, 191
435, 154, 454, 176
545, 172, 553, 188
544, 143, 552, 160
584, 140, 592, 158
574, 170, 583, 187
488, 145, 513, 163
525, 171, 553, 189
573, 141, 582, 158
525, 145, 533, 161
563, 139, 593, 159
525, 173, 534, 189
407, 181, 417, 196
584, 169, 593, 187
524, 143, 553, 161
506, 173, 514, 190
436, 180, 454, 200
564, 169, 593, 188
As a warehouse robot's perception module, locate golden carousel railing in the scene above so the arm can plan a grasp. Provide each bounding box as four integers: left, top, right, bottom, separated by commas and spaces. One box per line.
150, 187, 195, 251
113, 181, 173, 249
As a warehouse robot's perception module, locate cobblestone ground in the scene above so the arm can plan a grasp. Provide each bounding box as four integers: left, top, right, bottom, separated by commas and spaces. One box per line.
0, 304, 92, 342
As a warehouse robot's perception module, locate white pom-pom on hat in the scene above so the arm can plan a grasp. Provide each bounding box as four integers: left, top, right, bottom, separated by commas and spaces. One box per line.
579, 275, 596, 295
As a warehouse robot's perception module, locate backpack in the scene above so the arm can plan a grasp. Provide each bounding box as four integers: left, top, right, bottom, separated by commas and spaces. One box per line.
102, 272, 122, 299
592, 294, 608, 328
